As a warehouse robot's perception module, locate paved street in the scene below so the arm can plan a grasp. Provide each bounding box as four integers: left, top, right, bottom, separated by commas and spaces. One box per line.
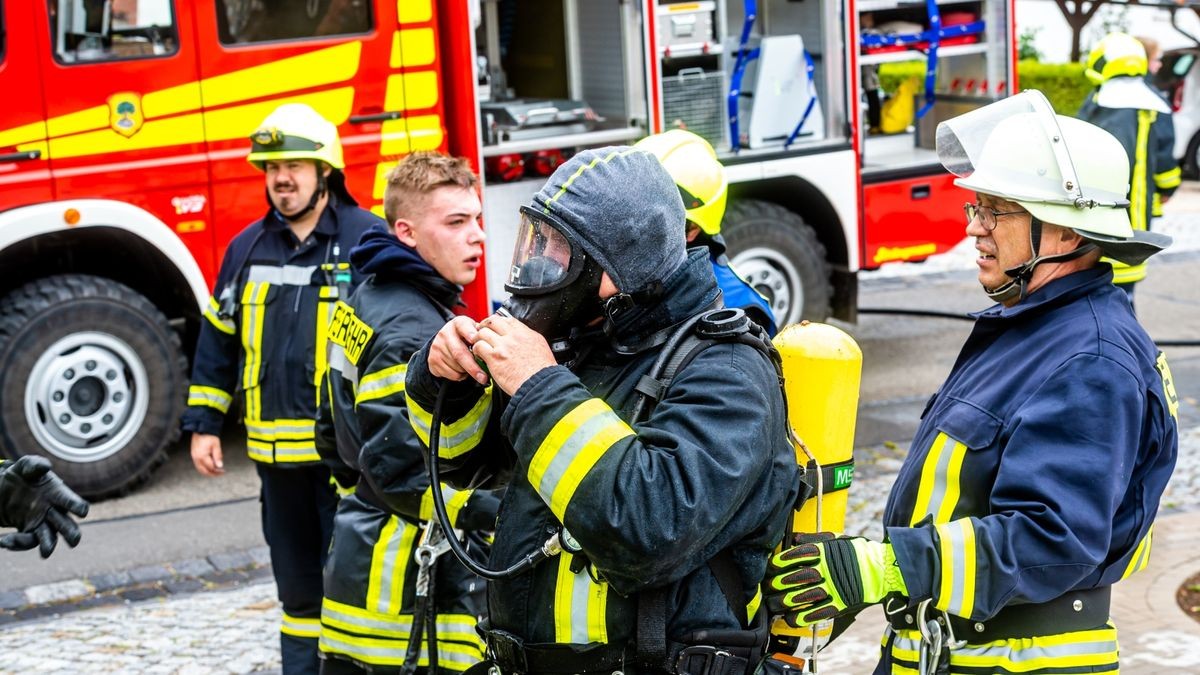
2, 185, 1200, 673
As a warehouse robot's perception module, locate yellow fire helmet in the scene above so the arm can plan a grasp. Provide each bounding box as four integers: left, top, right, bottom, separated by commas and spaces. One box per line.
1085, 32, 1148, 86
247, 103, 345, 170
634, 129, 728, 236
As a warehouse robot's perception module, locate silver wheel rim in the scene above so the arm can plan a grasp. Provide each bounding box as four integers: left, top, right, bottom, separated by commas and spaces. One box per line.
24, 332, 150, 463
731, 246, 803, 326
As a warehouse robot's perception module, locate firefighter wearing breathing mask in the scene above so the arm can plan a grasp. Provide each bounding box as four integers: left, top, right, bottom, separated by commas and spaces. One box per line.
182, 103, 382, 675
763, 91, 1179, 674
403, 147, 799, 675
1078, 32, 1181, 306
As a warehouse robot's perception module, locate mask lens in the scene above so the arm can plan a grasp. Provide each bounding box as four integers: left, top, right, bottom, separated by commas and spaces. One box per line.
508, 210, 574, 291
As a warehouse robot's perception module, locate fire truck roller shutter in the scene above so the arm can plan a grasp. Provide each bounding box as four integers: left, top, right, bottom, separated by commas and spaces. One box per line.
0, 275, 187, 499
723, 199, 833, 326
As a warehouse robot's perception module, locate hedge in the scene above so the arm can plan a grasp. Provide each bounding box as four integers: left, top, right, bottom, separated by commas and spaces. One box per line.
876, 60, 1091, 115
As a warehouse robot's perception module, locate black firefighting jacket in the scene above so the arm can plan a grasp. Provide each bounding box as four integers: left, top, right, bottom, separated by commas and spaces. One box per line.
314, 227, 497, 670
404, 249, 799, 664
181, 196, 381, 465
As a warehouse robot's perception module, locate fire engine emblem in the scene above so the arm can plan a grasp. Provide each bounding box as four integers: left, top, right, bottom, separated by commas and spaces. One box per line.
108, 92, 144, 138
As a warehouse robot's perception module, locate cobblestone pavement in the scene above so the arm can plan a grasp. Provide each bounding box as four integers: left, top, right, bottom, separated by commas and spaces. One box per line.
0, 582, 282, 675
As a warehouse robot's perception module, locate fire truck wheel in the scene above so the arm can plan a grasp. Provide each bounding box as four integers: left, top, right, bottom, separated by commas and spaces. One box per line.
0, 275, 186, 500
1185, 133, 1200, 180
723, 199, 832, 326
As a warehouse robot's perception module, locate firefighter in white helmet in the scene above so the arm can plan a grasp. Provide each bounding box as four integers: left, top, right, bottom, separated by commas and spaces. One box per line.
764, 90, 1178, 674
182, 103, 384, 675
635, 130, 778, 334
1078, 32, 1181, 307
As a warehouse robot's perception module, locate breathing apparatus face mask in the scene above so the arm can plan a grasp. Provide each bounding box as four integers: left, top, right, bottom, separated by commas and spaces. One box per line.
502, 206, 604, 341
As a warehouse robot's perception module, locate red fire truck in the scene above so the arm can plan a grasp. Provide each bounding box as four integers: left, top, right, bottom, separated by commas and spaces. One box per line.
0, 0, 1014, 496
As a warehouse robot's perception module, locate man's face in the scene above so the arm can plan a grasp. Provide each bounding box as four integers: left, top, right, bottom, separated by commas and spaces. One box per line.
395, 186, 485, 286
966, 193, 1033, 293
264, 159, 326, 217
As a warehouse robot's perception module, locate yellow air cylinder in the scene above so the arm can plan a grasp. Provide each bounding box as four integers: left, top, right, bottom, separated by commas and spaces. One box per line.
774, 320, 861, 534
769, 321, 862, 658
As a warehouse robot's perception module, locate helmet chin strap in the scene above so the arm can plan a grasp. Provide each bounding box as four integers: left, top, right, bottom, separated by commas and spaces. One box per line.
271, 167, 329, 223
983, 215, 1099, 303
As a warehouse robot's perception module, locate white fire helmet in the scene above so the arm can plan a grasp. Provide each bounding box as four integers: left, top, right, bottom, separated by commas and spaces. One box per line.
936, 90, 1170, 266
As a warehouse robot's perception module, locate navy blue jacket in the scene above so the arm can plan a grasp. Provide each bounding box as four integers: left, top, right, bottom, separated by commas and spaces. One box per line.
182, 197, 382, 464
883, 266, 1178, 624
404, 249, 799, 654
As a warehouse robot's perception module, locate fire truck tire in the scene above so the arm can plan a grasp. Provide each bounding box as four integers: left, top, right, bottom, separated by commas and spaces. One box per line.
0, 275, 186, 500
1184, 133, 1200, 180
722, 199, 832, 326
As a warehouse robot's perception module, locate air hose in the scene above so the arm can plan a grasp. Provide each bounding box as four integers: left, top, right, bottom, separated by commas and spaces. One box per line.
426, 382, 564, 580
859, 307, 1200, 346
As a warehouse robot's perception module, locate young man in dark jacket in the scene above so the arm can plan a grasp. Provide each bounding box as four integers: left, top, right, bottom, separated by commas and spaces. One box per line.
182, 103, 382, 675
315, 153, 498, 674
405, 147, 800, 675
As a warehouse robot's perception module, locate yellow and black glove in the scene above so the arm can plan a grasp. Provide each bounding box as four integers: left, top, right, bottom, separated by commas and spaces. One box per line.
765, 532, 908, 628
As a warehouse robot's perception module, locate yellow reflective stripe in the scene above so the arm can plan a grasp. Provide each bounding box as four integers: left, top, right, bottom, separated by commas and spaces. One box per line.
1155, 165, 1182, 189
187, 385, 232, 414
366, 515, 418, 615
935, 519, 977, 618
1131, 110, 1154, 233
407, 386, 493, 459
544, 148, 641, 212
380, 114, 444, 155
398, 0, 433, 24
890, 623, 1118, 670
275, 441, 320, 463
1111, 262, 1147, 284
909, 432, 967, 526
553, 553, 609, 644
314, 292, 336, 408
321, 597, 482, 645
247, 439, 273, 463
1122, 526, 1154, 579
239, 281, 269, 420
319, 626, 483, 670
281, 613, 321, 638
356, 363, 408, 406
527, 398, 634, 522
746, 588, 763, 626
419, 485, 473, 527
203, 296, 236, 335
393, 28, 436, 68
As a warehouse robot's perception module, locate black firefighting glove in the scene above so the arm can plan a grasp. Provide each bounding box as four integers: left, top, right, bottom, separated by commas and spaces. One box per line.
765, 532, 907, 628
0, 456, 90, 558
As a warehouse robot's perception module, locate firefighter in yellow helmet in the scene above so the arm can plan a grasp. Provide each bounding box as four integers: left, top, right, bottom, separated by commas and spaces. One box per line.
635, 130, 778, 334
1078, 32, 1181, 309
182, 103, 384, 675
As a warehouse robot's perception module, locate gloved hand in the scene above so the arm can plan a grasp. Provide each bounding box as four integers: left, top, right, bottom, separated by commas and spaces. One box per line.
0, 456, 90, 558
765, 532, 907, 627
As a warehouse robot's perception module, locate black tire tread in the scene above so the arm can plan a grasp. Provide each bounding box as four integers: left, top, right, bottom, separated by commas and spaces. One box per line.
0, 274, 186, 499
722, 199, 833, 322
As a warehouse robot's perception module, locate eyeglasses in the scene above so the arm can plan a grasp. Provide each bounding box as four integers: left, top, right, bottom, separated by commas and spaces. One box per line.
963, 202, 1025, 231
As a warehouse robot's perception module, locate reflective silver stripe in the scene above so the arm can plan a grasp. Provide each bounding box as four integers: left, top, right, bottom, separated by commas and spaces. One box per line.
373, 519, 417, 615
281, 613, 321, 638
892, 628, 1118, 665
409, 392, 492, 457
328, 344, 359, 385
535, 411, 619, 505
246, 264, 318, 286
246, 420, 316, 438
275, 443, 319, 459
319, 630, 481, 668
570, 562, 592, 643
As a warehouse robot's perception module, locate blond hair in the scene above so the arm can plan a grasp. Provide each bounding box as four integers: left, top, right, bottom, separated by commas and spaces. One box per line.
383, 152, 478, 225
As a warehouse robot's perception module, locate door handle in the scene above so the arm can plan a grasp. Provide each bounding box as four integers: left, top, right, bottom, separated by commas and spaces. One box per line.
349, 111, 404, 124
910, 184, 931, 199
0, 150, 42, 162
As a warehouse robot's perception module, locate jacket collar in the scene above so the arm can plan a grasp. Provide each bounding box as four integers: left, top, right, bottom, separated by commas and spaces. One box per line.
262, 194, 344, 237
971, 264, 1114, 323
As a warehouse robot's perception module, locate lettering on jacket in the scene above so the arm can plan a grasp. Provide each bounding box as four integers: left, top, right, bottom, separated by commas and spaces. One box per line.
328, 300, 375, 366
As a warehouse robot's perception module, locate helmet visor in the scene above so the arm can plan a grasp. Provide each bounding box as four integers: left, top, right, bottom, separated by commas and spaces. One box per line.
507, 206, 579, 292
934, 90, 1125, 208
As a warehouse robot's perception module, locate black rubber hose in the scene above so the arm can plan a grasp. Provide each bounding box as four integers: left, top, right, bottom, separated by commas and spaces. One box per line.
428, 381, 553, 580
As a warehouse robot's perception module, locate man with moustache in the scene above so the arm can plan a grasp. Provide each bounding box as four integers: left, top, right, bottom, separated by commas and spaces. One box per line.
182, 103, 382, 675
